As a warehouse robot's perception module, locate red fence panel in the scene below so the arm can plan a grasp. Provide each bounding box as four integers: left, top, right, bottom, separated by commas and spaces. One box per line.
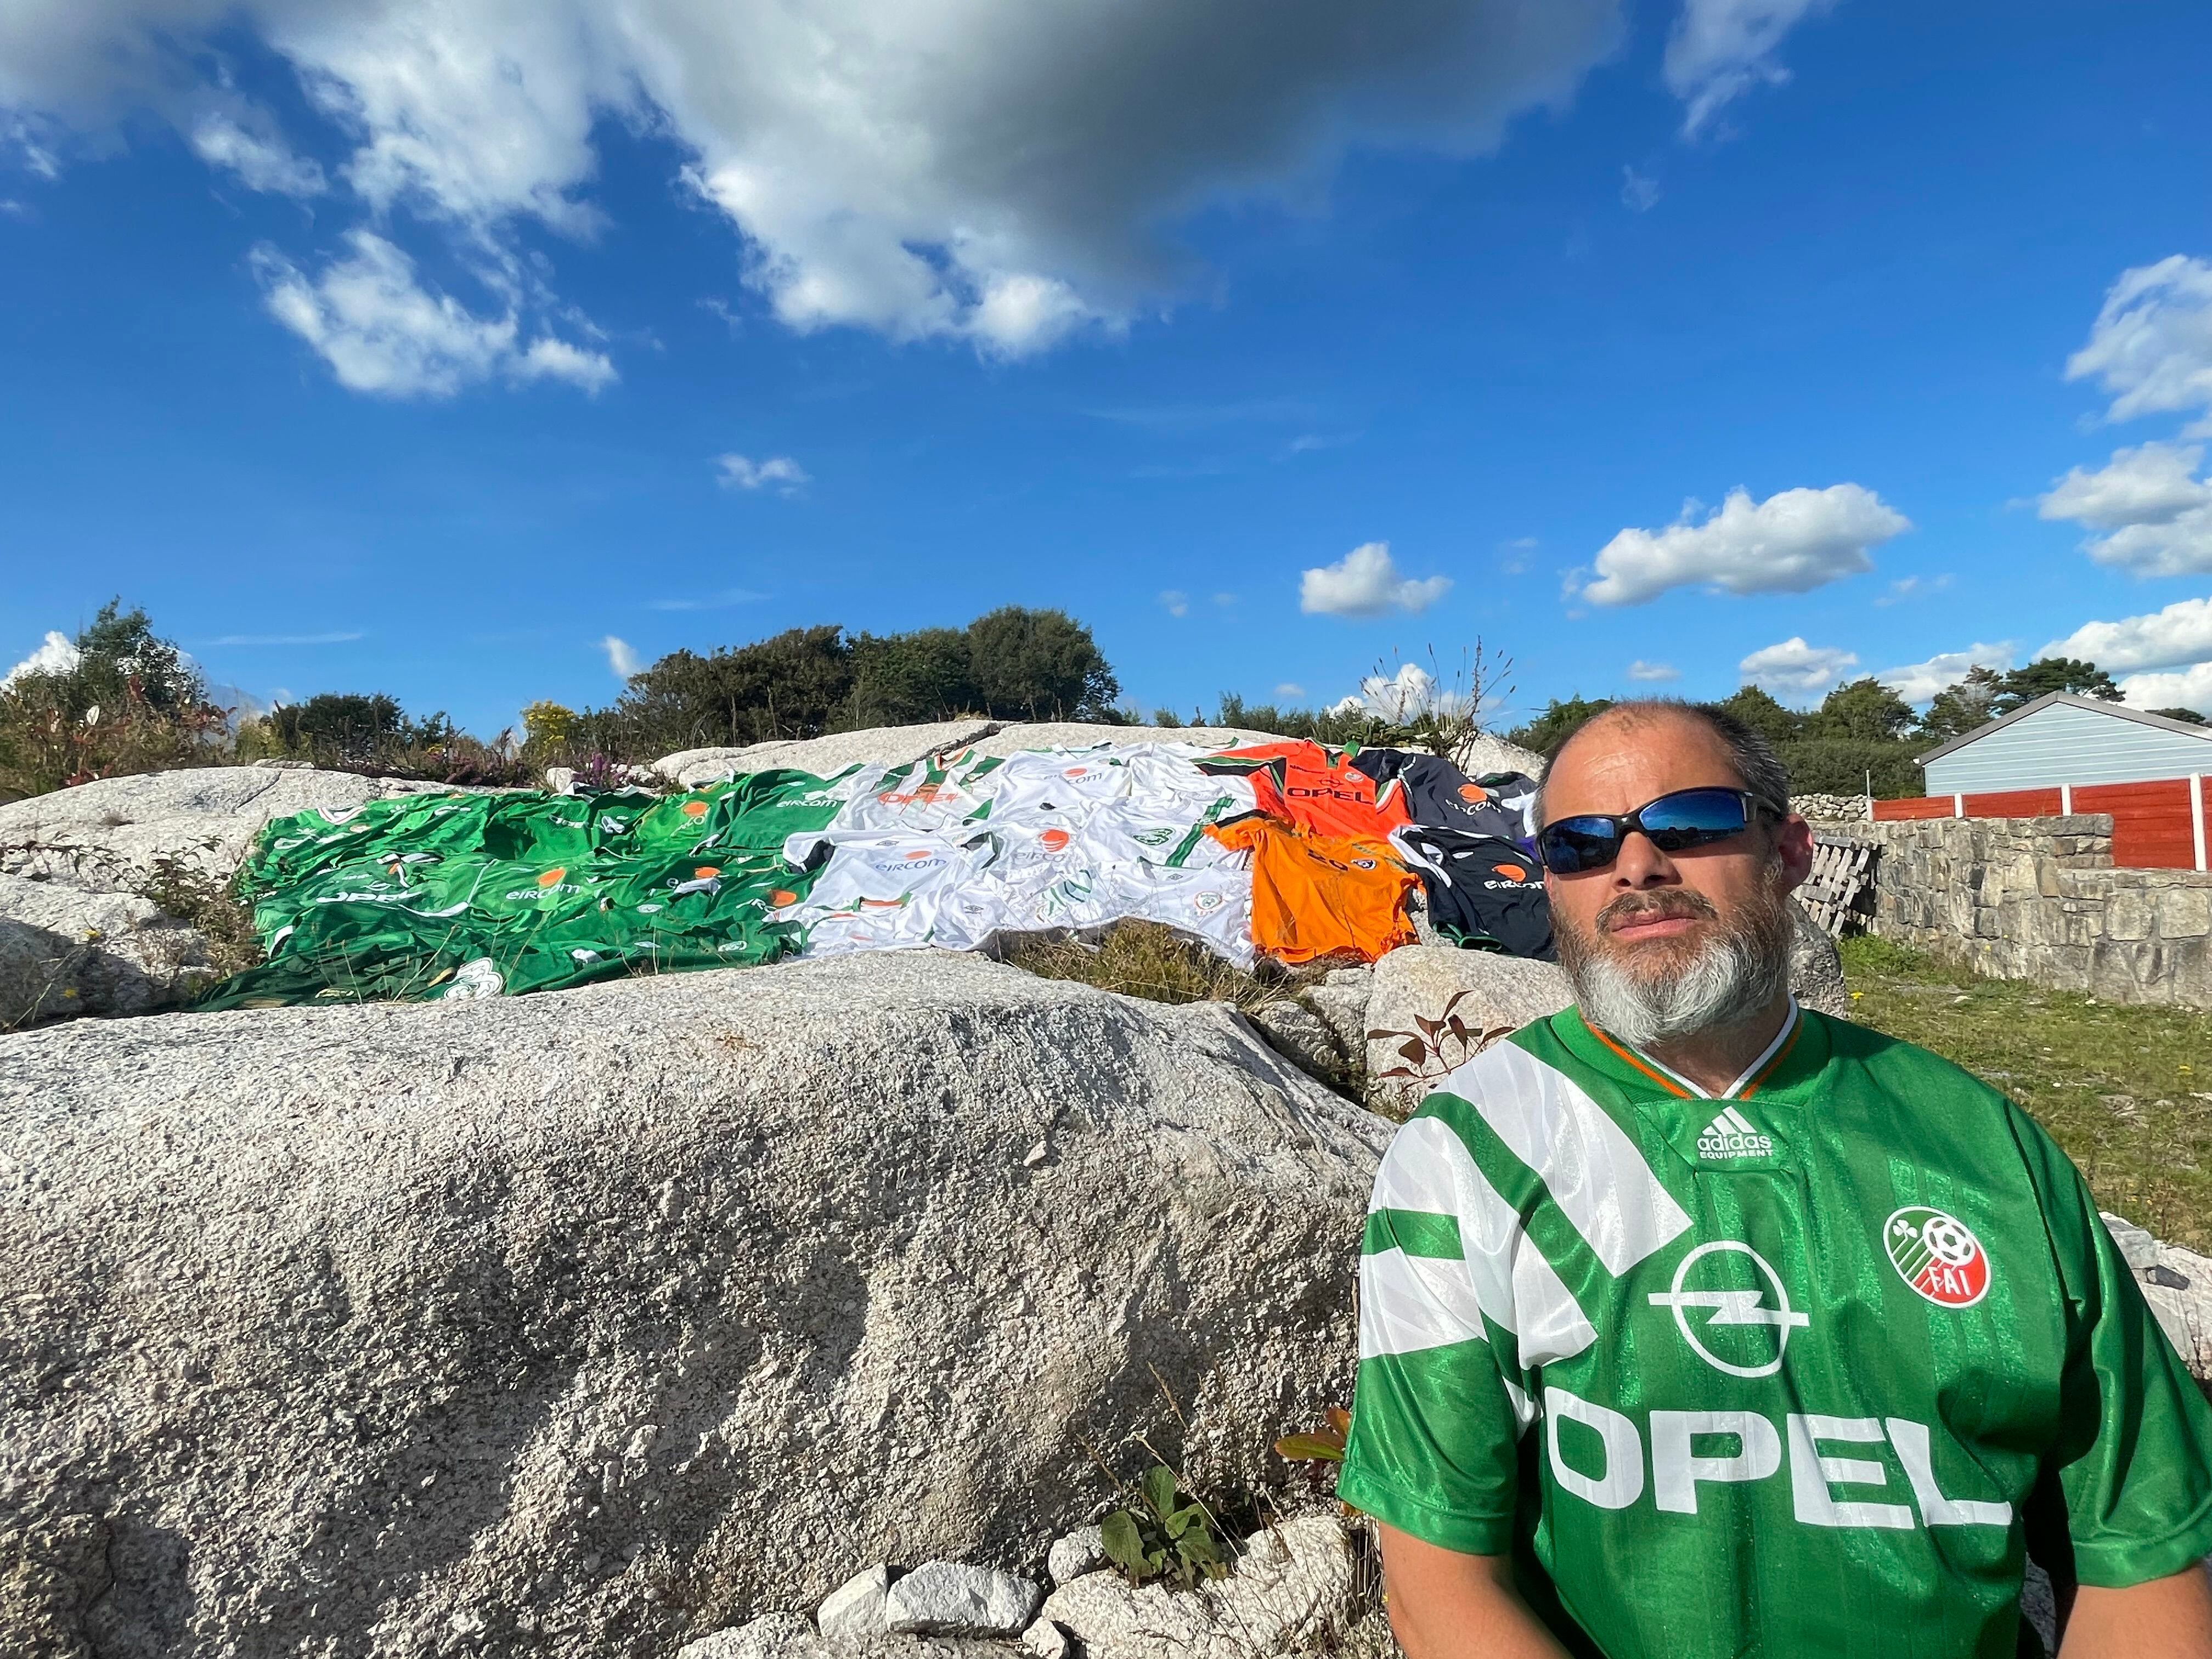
1872, 797, 1957, 821
1961, 788, 2064, 818
2073, 780, 2197, 869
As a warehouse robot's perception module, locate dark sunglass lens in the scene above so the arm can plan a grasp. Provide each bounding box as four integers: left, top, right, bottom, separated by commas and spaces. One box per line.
1638, 788, 1750, 850
1541, 819, 1620, 873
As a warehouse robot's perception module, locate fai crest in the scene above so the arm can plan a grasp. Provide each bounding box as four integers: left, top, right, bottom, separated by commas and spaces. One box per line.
1886, 1206, 1990, 1308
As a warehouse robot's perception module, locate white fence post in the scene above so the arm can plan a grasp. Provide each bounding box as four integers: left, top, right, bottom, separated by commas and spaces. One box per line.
1953, 793, 1965, 819
2060, 783, 2072, 815
2193, 774, 2206, 873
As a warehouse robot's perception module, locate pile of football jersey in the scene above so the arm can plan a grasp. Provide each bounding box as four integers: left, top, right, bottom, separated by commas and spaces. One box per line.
779, 743, 1260, 964
205, 734, 1557, 1007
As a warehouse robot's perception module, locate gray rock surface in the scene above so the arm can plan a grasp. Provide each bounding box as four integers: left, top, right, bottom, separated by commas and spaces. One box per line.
1788, 898, 1850, 1017
1362, 947, 1574, 1115
655, 722, 1003, 789
1301, 966, 1374, 1059
1039, 1515, 1356, 1659
884, 1563, 1043, 1637
970, 725, 1277, 758
677, 1613, 1017, 1658
1248, 1000, 1348, 1087
820, 1565, 897, 1639
1046, 1527, 1108, 1587
0, 952, 1387, 1658
0, 872, 214, 1028
0, 765, 453, 893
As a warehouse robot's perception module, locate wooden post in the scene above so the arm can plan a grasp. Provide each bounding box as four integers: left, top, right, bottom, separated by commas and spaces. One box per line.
2193, 774, 2206, 873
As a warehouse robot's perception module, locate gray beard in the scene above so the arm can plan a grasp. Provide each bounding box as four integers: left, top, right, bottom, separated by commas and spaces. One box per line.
1561, 886, 1793, 1051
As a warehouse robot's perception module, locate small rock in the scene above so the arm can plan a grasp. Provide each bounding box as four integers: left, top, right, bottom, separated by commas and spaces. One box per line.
1301, 975, 1372, 1057
2101, 1212, 2163, 1273
1023, 1141, 1050, 1169
1021, 1617, 1072, 1659
1786, 899, 1850, 1018
818, 1563, 895, 1639
884, 1562, 1044, 1638
1047, 1525, 1108, 1586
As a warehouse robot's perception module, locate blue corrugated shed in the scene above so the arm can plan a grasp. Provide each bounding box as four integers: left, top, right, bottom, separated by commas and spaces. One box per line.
1920, 692, 2212, 792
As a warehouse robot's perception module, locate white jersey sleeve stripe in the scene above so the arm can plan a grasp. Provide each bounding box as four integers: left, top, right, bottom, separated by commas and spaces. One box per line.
1377, 1116, 1596, 1366
1439, 1039, 1692, 1277
1358, 1246, 1489, 1359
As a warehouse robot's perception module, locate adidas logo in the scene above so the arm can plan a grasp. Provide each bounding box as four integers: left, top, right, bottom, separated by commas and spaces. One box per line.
1696, 1105, 1774, 1161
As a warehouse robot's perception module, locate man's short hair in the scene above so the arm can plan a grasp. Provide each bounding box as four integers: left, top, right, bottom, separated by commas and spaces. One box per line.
1534, 699, 1792, 826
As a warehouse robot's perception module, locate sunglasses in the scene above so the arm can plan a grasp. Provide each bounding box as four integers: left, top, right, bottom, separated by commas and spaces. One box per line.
1537, 787, 1779, 875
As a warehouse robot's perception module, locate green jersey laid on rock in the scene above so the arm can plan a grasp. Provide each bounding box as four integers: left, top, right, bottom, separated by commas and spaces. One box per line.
1339, 1002, 2212, 1658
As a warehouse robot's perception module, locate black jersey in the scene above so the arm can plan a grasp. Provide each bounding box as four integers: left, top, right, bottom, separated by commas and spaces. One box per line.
1391, 825, 1554, 961
1350, 750, 1539, 845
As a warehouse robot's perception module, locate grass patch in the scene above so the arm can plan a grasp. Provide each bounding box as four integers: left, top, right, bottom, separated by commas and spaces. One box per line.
1000, 921, 1282, 1013
1838, 935, 2212, 1250
136, 851, 264, 980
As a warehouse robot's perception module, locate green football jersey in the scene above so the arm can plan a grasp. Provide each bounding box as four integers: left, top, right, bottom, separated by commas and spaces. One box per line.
1338, 1003, 2212, 1658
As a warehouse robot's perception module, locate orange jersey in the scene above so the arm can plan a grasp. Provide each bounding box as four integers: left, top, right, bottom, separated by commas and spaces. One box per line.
1198, 741, 1412, 841
1205, 816, 1416, 965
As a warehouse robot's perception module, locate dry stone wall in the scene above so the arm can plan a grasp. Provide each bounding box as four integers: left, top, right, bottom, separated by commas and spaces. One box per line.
1815, 814, 2212, 1008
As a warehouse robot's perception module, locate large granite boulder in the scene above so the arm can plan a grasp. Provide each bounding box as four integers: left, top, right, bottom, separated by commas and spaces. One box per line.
0, 952, 1388, 1658
1787, 897, 1850, 1017
0, 764, 455, 893
970, 725, 1279, 758
0, 873, 216, 1028
654, 723, 1003, 790
1359, 947, 1573, 1115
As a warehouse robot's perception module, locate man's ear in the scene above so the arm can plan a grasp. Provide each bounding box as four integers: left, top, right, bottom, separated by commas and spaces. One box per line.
1774, 813, 1815, 895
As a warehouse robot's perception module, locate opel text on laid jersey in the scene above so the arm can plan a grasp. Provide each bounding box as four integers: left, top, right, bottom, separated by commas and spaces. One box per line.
1337, 1005, 2212, 1659
1390, 825, 1555, 961
1206, 817, 1416, 964
1351, 752, 1541, 847
1197, 740, 1413, 841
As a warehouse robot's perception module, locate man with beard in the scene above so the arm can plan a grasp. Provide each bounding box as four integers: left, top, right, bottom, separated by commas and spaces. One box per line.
1337, 701, 2212, 1658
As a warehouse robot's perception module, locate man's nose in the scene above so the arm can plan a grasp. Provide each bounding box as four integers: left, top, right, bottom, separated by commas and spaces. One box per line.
1611, 830, 1679, 888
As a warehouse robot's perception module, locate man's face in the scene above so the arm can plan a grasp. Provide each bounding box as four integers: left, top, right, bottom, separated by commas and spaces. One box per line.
1542, 712, 1813, 1014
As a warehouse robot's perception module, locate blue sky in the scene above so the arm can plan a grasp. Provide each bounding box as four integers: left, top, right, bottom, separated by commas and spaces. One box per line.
4, 0, 2211, 737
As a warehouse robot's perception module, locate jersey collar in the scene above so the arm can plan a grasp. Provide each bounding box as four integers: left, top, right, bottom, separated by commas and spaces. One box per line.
1551, 997, 1815, 1102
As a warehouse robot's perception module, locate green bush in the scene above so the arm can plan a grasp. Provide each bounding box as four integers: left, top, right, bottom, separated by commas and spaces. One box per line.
0, 602, 227, 799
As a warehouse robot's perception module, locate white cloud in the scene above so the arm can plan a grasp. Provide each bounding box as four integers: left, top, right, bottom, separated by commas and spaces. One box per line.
1663, 0, 1830, 137
2066, 255, 2212, 436
2042, 596, 2212, 674
1620, 165, 1659, 212
2, 629, 78, 689
1626, 659, 1679, 682
601, 635, 642, 680
1873, 573, 1949, 607
1739, 636, 1858, 699
252, 231, 614, 398
1581, 483, 1908, 606
1299, 541, 1453, 618
1158, 590, 1189, 619
1874, 642, 2014, 705
1273, 682, 1306, 699
2119, 662, 2212, 716
2038, 442, 2212, 577
189, 110, 325, 196
1, 0, 1623, 358
1347, 662, 1470, 721
714, 453, 809, 493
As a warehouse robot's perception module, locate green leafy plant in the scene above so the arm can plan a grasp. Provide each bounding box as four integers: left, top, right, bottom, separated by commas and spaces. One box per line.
1099, 1465, 1231, 1590
1274, 1405, 1350, 1466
